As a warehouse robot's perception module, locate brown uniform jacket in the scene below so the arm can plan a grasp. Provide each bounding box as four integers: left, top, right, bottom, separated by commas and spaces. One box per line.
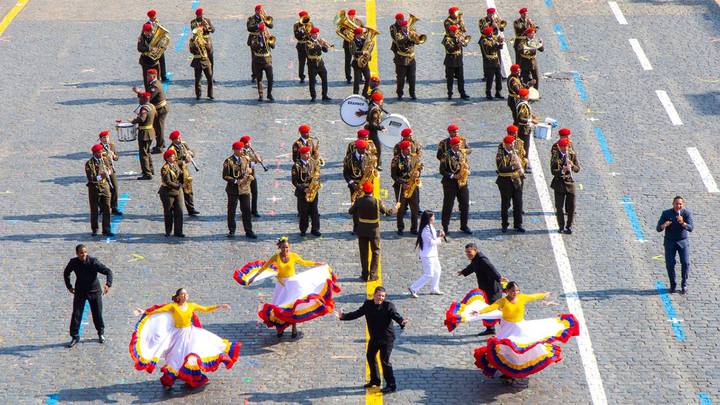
516, 101, 532, 128
443, 35, 464, 67
550, 150, 580, 193
346, 140, 378, 160
137, 33, 157, 68
291, 158, 319, 197
478, 15, 506, 35
436, 136, 470, 160
85, 158, 112, 196
507, 74, 523, 100
444, 16, 464, 36
292, 137, 319, 163
250, 34, 273, 65
550, 140, 576, 159
343, 151, 367, 184
131, 103, 156, 141
222, 155, 252, 195
519, 37, 544, 60
496, 143, 527, 186
190, 17, 215, 44
365, 105, 384, 131
439, 150, 463, 183
305, 39, 329, 66
189, 37, 212, 69
480, 36, 503, 67
394, 32, 416, 66
100, 142, 118, 168
390, 152, 420, 187
247, 14, 271, 46
293, 21, 310, 49
348, 194, 393, 238
349, 37, 373, 63
393, 138, 422, 158
148, 79, 168, 110
159, 162, 183, 196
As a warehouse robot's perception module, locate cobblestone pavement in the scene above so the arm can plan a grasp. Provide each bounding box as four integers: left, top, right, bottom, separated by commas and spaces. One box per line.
1, 0, 719, 404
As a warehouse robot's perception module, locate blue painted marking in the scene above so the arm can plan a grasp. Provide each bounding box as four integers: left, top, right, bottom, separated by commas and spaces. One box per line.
191, 0, 200, 10
176, 26, 189, 52
655, 281, 686, 341
162, 71, 173, 93
109, 192, 130, 236
572, 71, 587, 101
46, 394, 59, 405
544, 0, 553, 7
554, 23, 569, 51
77, 301, 90, 336
621, 196, 645, 241
593, 128, 614, 164
699, 392, 712, 405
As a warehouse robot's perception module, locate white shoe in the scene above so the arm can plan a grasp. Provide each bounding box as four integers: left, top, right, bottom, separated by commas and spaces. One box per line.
408, 287, 418, 298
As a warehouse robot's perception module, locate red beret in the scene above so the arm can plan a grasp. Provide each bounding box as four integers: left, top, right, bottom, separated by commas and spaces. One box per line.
447, 124, 459, 132
310, 27, 320, 34
169, 130, 181, 140
525, 27, 535, 34
299, 10, 308, 17
399, 20, 408, 26
506, 125, 518, 134
142, 23, 153, 32
448, 25, 458, 32
510, 64, 520, 73
395, 13, 404, 20
196, 8, 203, 16
347, 9, 356, 15
98, 130, 110, 137
258, 23, 265, 31
147, 10, 156, 18
139, 91, 151, 99
371, 92, 383, 102
362, 181, 374, 193
449, 6, 459, 14
232, 141, 245, 150
370, 76, 380, 83
482, 27, 493, 36
519, 8, 528, 14
401, 128, 412, 137
147, 68, 158, 75
487, 8, 496, 13
355, 139, 368, 149
299, 145, 311, 154
558, 137, 571, 147
399, 140, 411, 150
357, 129, 369, 138
518, 88, 530, 97
449, 137, 462, 145
299, 124, 311, 134
163, 149, 176, 160
558, 128, 571, 137
240, 135, 251, 144
504, 135, 516, 144
255, 4, 263, 11
91, 144, 104, 153
354, 27, 364, 35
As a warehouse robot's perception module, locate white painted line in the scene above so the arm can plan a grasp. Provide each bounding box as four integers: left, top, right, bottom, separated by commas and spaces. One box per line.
687, 147, 720, 193
655, 90, 683, 126
628, 39, 652, 70
486, 0, 512, 77
528, 137, 608, 405
608, 1, 628, 25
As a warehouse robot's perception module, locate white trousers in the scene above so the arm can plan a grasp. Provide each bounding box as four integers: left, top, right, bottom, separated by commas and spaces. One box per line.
410, 256, 442, 293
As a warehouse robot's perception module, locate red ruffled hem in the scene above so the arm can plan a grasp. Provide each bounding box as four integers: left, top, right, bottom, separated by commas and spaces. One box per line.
258, 274, 340, 331
444, 289, 500, 332
160, 340, 242, 387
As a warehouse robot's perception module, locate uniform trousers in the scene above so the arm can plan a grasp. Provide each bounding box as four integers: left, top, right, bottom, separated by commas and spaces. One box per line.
394, 186, 419, 232
298, 194, 320, 233
352, 62, 371, 96
358, 236, 381, 280
109, 173, 119, 210
88, 188, 111, 234
553, 190, 575, 230
520, 58, 540, 90
445, 65, 466, 96
497, 178, 523, 228
308, 61, 328, 99
508, 97, 519, 125
250, 178, 259, 214
484, 63, 502, 95
193, 66, 213, 98
153, 106, 167, 149
441, 180, 469, 232
227, 192, 253, 233
138, 137, 154, 176
296, 45, 307, 80
252, 62, 273, 97
395, 61, 416, 97
343, 41, 353, 82
159, 189, 184, 235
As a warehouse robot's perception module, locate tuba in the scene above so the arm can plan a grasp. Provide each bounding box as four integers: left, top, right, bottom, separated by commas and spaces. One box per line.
408, 14, 427, 44
146, 23, 171, 61
523, 37, 544, 51
357, 27, 378, 68
305, 158, 322, 203
457, 148, 470, 187
192, 28, 208, 60
403, 156, 423, 199
351, 153, 378, 202
335, 10, 359, 42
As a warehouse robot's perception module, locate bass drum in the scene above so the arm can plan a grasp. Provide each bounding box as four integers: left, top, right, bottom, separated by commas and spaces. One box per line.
340, 95, 369, 127
378, 114, 410, 148
528, 86, 540, 101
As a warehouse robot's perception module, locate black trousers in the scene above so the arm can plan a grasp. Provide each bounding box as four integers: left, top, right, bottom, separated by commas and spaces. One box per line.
352, 61, 371, 96
441, 180, 469, 232
70, 290, 104, 338
520, 58, 540, 90
296, 45, 307, 80
518, 126, 531, 159
227, 192, 252, 233
358, 235, 381, 280
394, 185, 419, 232
508, 97, 519, 125
138, 137, 154, 176
343, 41, 352, 82
252, 63, 273, 97
194, 66, 213, 98
159, 54, 168, 81
208, 51, 214, 78
395, 62, 416, 97
497, 178, 523, 228
153, 106, 167, 149
367, 339, 396, 387
369, 129, 382, 167
250, 178, 259, 214
554, 190, 575, 230
298, 195, 320, 233
484, 63, 502, 95
89, 189, 111, 234
308, 62, 328, 99
445, 65, 466, 96
159, 189, 184, 235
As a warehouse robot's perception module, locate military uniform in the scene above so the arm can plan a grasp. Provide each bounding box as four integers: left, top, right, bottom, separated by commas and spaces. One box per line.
507, 72, 524, 124
131, 102, 156, 178
250, 32, 274, 100
348, 193, 394, 281
189, 35, 213, 99
518, 37, 544, 89
247, 14, 272, 80
365, 105, 384, 168
343, 16, 364, 83
439, 148, 470, 233
305, 38, 329, 101
436, 136, 470, 161
443, 16, 464, 36
292, 158, 321, 234
85, 157, 112, 235
393, 30, 417, 99
393, 138, 422, 159
389, 21, 401, 56
345, 139, 378, 162
343, 150, 367, 200
550, 149, 580, 231
350, 35, 373, 96
292, 136, 320, 163
243, 145, 262, 216
137, 32, 160, 90
167, 141, 198, 215
190, 16, 215, 76
513, 17, 536, 62
147, 78, 168, 151
391, 152, 420, 233
158, 161, 184, 236
479, 15, 506, 36
443, 34, 468, 99
147, 18, 168, 82
480, 34, 503, 98
516, 99, 534, 159
223, 154, 254, 237
496, 142, 527, 230
550, 138, 575, 158
99, 141, 120, 213
293, 20, 310, 82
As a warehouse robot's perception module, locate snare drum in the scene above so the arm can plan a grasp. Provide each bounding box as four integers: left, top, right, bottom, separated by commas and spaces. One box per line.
340, 95, 369, 127
533, 123, 551, 140
378, 114, 411, 148
115, 122, 137, 142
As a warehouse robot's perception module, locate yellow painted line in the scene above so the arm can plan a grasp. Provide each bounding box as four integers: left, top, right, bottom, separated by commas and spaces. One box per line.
366, 0, 379, 77
0, 0, 30, 37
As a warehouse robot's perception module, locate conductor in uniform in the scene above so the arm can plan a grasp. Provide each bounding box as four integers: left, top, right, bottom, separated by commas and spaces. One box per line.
158, 149, 185, 237
85, 144, 114, 237
223, 141, 256, 239
496, 135, 526, 232
292, 146, 321, 237
550, 137, 580, 234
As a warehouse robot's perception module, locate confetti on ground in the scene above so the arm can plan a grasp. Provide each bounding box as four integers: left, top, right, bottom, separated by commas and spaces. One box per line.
128, 253, 145, 263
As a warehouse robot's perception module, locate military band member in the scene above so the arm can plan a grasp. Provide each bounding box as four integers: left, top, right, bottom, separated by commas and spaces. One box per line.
189, 28, 213, 100
507, 64, 534, 124
292, 124, 320, 163
479, 7, 506, 36
130, 91, 156, 180
86, 144, 113, 237
366, 92, 385, 169
443, 25, 470, 100
342, 9, 364, 84
344, 139, 370, 201
97, 131, 121, 216
294, 10, 311, 83
505, 124, 525, 156
439, 137, 471, 235
550, 137, 580, 234
132, 69, 168, 154
346, 129, 378, 162
513, 8, 537, 63
250, 23, 275, 102
368, 76, 382, 100
348, 181, 395, 281
167, 130, 199, 216
516, 88, 536, 172
159, 149, 185, 237
292, 146, 321, 237
146, 10, 168, 83
305, 27, 332, 101
436, 124, 470, 161
444, 6, 465, 36
190, 8, 215, 80
137, 23, 159, 90
350, 27, 373, 96
551, 127, 575, 157
240, 135, 263, 217
480, 27, 504, 100
248, 5, 273, 81
496, 135, 527, 233
391, 141, 421, 235
519, 28, 543, 90
223, 141, 256, 239
394, 20, 417, 100
393, 128, 422, 159
390, 13, 405, 57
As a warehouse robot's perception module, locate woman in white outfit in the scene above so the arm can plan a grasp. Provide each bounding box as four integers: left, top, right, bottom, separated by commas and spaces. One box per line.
409, 210, 446, 297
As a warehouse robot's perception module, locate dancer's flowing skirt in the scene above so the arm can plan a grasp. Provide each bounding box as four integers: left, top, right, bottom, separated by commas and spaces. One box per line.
444, 289, 502, 332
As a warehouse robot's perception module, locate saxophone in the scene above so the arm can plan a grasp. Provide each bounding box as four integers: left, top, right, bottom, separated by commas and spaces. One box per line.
351, 153, 378, 202
403, 155, 423, 199
457, 148, 470, 187
305, 158, 322, 203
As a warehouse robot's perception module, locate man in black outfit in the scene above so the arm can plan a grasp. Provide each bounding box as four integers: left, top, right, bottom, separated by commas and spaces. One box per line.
338, 286, 408, 393
457, 243, 507, 336
63, 244, 113, 348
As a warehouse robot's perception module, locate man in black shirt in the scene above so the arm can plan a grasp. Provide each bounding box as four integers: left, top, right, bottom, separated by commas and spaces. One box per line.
63, 244, 113, 348
337, 286, 408, 393
457, 243, 507, 336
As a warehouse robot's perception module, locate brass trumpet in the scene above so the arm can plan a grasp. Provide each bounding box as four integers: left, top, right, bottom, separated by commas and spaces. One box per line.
260, 9, 273, 26
408, 14, 426, 44
336, 9, 360, 42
